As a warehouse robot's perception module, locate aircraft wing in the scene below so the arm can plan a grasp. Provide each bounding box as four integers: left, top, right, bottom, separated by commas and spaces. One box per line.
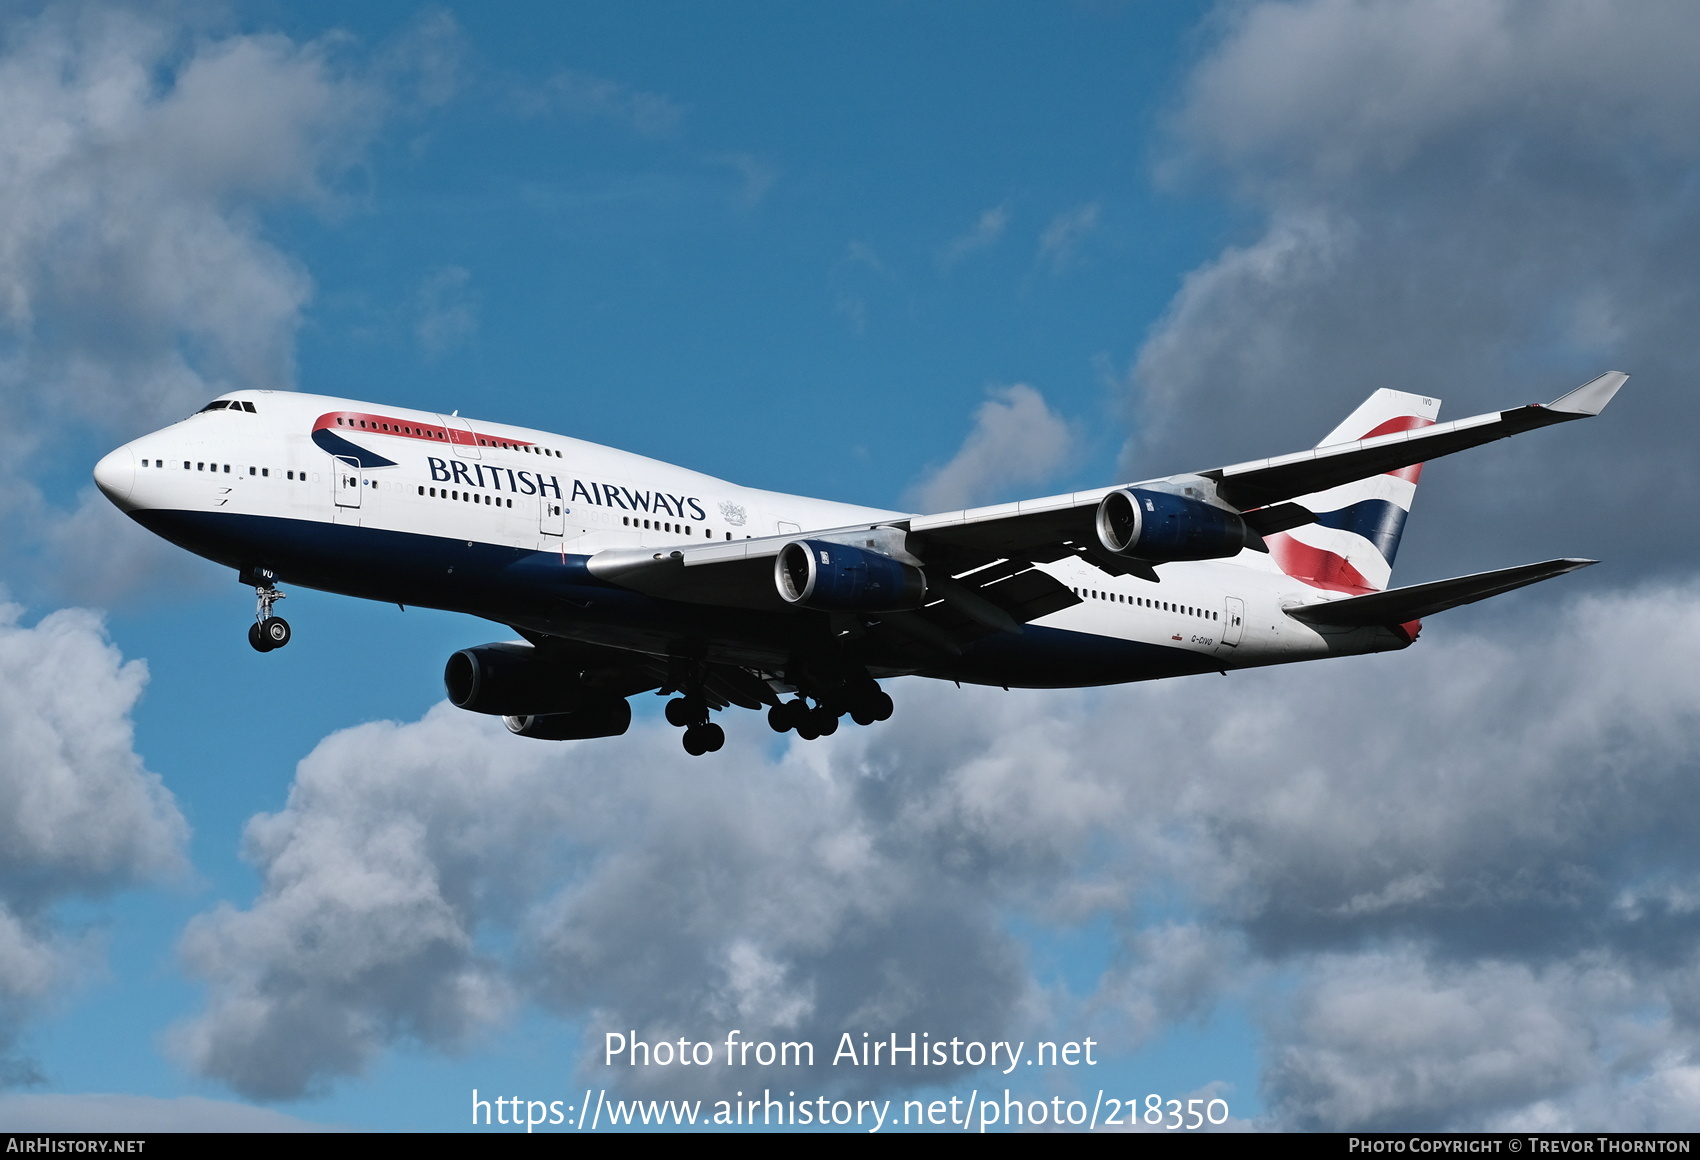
582, 373, 1622, 653
585, 524, 1081, 653
1205, 372, 1625, 509
909, 372, 1626, 554
1283, 558, 1595, 627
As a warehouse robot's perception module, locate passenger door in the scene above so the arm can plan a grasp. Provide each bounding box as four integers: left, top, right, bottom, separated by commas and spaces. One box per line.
436, 413, 481, 459
333, 456, 362, 508
540, 497, 565, 536
1221, 596, 1245, 647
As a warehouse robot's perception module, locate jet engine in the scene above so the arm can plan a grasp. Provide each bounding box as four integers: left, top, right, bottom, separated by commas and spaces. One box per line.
1095, 488, 1249, 563
504, 697, 632, 741
774, 540, 927, 611
445, 641, 589, 716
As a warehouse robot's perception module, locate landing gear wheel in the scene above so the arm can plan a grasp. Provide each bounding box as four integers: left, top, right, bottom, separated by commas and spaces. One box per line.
249, 576, 288, 652
682, 724, 713, 756
700, 722, 725, 752
812, 707, 839, 737
666, 697, 693, 727
870, 690, 894, 721
768, 704, 793, 733
258, 617, 291, 650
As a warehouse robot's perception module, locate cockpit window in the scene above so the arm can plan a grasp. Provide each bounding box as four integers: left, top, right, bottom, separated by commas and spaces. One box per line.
198, 401, 230, 412
197, 400, 256, 413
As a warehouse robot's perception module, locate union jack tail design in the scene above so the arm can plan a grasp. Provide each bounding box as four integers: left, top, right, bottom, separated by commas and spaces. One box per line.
1265, 389, 1441, 594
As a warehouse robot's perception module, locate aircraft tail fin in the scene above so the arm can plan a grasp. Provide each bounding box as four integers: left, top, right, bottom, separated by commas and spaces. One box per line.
1286, 558, 1594, 627
1263, 389, 1442, 594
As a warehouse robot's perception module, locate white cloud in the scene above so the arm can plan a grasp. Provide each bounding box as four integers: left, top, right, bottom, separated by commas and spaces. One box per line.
174, 699, 1050, 1100
938, 204, 1010, 271
908, 384, 1076, 513
415, 265, 479, 358
1264, 951, 1602, 1131
1262, 948, 1700, 1132
520, 68, 684, 137
1126, 0, 1700, 576
0, 603, 184, 901
1114, 3, 1700, 1108
0, 9, 378, 431
0, 599, 185, 1080
0, 1092, 335, 1131
1177, 0, 1700, 183
1090, 924, 1240, 1052
172, 709, 531, 1100
0, 5, 414, 599
136, 2, 1700, 1126
711, 152, 780, 209
1037, 202, 1099, 274
172, 580, 1700, 1123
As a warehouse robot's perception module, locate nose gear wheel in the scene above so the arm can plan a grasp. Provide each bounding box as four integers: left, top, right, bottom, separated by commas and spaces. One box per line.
248, 576, 291, 653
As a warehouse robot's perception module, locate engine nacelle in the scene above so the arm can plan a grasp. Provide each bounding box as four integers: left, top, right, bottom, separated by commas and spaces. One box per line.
444, 642, 588, 716
774, 540, 927, 611
504, 696, 633, 741
1095, 488, 1248, 563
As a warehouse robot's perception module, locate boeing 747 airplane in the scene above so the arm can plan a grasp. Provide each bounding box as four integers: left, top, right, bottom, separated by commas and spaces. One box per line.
92, 373, 1624, 753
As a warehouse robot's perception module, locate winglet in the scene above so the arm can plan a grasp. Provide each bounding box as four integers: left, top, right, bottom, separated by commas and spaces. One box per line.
1546, 372, 1627, 417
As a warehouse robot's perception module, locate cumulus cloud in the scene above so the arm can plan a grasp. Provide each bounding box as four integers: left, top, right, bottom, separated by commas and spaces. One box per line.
174, 575, 1700, 1124
0, 8, 378, 436
0, 4, 424, 599
173, 701, 1047, 1100
1265, 952, 1608, 1131
0, 600, 186, 1083
1126, 0, 1700, 576
172, 710, 527, 1100
907, 384, 1076, 513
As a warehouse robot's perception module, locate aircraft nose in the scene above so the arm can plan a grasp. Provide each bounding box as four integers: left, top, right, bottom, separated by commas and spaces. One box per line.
93, 445, 137, 506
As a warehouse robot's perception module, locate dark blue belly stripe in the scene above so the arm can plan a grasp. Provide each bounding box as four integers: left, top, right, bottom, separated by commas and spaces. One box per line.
132, 507, 1214, 689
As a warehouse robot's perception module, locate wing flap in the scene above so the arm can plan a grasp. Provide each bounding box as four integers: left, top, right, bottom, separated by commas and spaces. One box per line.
1285, 558, 1595, 627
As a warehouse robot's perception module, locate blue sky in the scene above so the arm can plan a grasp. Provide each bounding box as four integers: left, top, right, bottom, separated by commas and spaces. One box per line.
5, 0, 1700, 1133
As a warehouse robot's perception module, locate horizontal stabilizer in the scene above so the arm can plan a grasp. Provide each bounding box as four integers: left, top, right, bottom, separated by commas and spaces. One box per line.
1285, 558, 1595, 627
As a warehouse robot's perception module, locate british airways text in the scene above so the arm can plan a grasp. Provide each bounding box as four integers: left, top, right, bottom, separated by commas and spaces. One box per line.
425, 457, 705, 520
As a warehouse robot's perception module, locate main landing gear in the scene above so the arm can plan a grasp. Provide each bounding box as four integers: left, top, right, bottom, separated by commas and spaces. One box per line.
766, 683, 893, 740
665, 692, 725, 755
247, 576, 291, 653
658, 658, 895, 757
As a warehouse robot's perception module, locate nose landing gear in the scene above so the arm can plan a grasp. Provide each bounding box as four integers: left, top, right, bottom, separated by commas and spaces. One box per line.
247, 575, 291, 653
